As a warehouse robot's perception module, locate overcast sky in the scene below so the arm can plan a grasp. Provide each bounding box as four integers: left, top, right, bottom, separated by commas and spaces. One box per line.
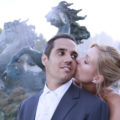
0, 0, 120, 41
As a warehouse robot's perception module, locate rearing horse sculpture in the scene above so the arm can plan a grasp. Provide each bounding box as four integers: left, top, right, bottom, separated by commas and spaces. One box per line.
46, 1, 90, 44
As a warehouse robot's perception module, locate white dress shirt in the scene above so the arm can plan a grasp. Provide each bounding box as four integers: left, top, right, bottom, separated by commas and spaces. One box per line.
35, 80, 72, 120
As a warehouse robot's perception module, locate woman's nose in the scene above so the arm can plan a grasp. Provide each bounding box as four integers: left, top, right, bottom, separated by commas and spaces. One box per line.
76, 57, 81, 64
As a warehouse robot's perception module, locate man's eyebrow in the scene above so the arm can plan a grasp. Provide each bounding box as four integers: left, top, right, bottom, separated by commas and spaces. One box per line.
72, 51, 78, 54
56, 48, 78, 55
56, 48, 67, 51
72, 51, 78, 56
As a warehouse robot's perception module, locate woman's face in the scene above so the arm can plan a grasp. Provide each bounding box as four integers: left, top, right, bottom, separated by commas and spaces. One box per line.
75, 47, 99, 83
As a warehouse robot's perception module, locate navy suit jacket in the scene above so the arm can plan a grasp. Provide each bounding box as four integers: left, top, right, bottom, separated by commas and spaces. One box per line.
17, 83, 109, 120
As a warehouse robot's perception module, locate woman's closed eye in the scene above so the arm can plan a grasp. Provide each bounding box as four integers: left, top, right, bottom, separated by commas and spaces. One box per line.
84, 59, 88, 64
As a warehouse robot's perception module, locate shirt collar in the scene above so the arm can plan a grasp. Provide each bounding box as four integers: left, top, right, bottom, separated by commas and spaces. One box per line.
43, 84, 51, 94
54, 80, 72, 99
43, 80, 72, 98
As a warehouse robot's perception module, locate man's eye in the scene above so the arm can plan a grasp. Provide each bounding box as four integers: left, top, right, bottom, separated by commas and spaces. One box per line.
71, 54, 78, 59
58, 51, 64, 56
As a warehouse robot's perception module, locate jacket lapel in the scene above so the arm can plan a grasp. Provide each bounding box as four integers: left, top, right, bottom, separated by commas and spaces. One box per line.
31, 90, 43, 120
51, 83, 80, 120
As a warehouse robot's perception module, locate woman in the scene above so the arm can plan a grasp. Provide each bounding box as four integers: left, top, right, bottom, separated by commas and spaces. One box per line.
74, 43, 120, 120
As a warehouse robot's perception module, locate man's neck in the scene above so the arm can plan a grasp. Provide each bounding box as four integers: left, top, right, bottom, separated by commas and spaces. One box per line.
46, 82, 58, 91
46, 80, 67, 91
46, 76, 71, 91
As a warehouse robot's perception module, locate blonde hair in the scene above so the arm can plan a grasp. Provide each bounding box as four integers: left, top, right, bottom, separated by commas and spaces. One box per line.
91, 44, 120, 87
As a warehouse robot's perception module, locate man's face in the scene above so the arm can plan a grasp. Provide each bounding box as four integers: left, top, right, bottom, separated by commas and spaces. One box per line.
42, 38, 78, 85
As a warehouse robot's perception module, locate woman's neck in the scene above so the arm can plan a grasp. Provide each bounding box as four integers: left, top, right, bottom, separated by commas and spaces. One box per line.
82, 82, 97, 95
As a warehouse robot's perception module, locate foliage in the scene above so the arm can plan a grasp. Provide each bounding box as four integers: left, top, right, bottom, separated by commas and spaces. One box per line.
0, 88, 33, 120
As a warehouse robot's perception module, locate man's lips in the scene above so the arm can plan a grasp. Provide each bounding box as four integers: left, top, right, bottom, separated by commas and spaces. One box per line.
61, 66, 72, 72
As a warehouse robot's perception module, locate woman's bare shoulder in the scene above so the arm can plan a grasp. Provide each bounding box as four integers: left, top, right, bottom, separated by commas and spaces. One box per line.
103, 88, 120, 102
110, 92, 120, 104
109, 93, 120, 120
104, 88, 120, 99
103, 88, 120, 120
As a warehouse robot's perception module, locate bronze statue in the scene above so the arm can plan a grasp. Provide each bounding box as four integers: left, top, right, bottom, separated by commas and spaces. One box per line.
46, 1, 90, 44
3, 47, 45, 92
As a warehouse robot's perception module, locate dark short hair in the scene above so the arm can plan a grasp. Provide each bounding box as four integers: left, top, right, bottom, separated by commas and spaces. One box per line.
44, 33, 76, 58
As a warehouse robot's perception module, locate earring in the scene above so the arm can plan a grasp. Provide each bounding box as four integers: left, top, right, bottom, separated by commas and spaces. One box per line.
92, 80, 96, 83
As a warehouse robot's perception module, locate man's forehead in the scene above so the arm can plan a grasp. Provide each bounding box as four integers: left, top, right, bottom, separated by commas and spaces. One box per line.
54, 38, 74, 43
54, 38, 77, 49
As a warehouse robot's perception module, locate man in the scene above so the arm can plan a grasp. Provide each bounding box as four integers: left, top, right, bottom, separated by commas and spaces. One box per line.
17, 33, 109, 120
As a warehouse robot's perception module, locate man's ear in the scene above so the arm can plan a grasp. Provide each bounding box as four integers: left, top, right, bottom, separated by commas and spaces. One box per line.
92, 75, 104, 84
42, 54, 48, 66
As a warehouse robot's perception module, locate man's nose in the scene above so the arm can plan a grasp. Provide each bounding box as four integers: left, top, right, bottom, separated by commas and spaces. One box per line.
64, 55, 73, 64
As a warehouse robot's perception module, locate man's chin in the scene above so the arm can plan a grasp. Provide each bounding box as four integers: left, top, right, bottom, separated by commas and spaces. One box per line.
62, 76, 72, 82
